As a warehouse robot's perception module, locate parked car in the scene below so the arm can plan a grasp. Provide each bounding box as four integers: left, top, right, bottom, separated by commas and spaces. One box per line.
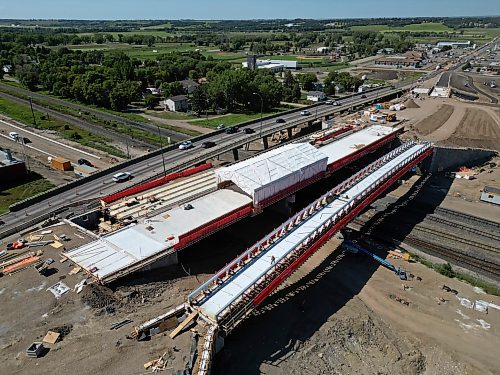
78, 158, 93, 167
225, 126, 238, 134
22, 137, 31, 144
275, 118, 286, 123
243, 128, 255, 134
201, 141, 216, 148
179, 141, 193, 150
300, 110, 311, 116
112, 172, 132, 183
216, 124, 225, 130
8, 132, 19, 140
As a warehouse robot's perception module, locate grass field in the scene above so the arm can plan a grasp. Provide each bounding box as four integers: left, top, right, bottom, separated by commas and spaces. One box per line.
145, 110, 198, 121
189, 107, 289, 129
0, 96, 125, 157
351, 22, 454, 33
0, 174, 55, 214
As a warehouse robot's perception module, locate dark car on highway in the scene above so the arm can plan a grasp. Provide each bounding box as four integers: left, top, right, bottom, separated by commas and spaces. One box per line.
275, 118, 286, 123
225, 126, 238, 134
201, 141, 216, 148
243, 128, 255, 134
78, 158, 93, 167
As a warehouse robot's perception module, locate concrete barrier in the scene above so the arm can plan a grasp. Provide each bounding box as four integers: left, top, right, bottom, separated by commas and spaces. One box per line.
429, 146, 497, 172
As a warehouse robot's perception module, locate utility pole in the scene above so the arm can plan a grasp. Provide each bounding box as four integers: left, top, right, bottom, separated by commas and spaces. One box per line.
252, 92, 264, 139
28, 96, 37, 127
157, 125, 166, 177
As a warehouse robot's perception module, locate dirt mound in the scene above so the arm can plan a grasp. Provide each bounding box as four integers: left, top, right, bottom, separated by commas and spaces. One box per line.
48, 324, 73, 341
405, 99, 420, 108
80, 284, 120, 312
445, 108, 500, 151
415, 104, 454, 136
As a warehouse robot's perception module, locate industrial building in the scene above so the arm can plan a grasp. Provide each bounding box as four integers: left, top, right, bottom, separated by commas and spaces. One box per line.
0, 148, 26, 180
374, 51, 427, 68
242, 56, 298, 71
436, 41, 473, 49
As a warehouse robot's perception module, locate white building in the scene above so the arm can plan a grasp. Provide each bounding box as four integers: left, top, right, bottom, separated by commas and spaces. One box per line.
436, 41, 474, 49
317, 47, 329, 53
164, 95, 188, 112
242, 59, 298, 71
307, 91, 326, 102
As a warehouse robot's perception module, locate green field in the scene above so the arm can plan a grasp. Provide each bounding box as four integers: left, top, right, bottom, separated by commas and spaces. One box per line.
189, 108, 289, 129
351, 22, 453, 33
0, 96, 125, 157
146, 110, 198, 121
0, 174, 55, 214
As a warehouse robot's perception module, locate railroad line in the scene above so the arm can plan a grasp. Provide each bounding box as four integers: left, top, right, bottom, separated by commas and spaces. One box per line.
434, 207, 500, 233
405, 236, 500, 279
424, 215, 500, 243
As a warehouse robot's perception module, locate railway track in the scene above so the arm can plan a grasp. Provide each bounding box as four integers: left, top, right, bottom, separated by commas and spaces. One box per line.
434, 207, 500, 233
405, 236, 500, 280
424, 215, 500, 243
414, 225, 500, 255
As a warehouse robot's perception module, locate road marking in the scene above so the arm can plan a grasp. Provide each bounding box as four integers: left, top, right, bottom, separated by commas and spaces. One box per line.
0, 118, 101, 160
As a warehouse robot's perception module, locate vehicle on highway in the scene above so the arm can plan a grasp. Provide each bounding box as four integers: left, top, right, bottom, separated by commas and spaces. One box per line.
243, 128, 255, 134
225, 126, 238, 134
216, 124, 225, 130
8, 132, 19, 140
326, 100, 341, 106
78, 158, 93, 167
201, 141, 216, 148
179, 141, 193, 150
275, 118, 286, 123
300, 110, 311, 116
112, 172, 132, 183
361, 94, 367, 98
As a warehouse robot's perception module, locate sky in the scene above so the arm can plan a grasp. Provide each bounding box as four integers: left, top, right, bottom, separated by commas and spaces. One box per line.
1, 0, 499, 20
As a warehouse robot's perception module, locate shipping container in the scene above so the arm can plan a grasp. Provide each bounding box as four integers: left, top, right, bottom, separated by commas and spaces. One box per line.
51, 156, 72, 171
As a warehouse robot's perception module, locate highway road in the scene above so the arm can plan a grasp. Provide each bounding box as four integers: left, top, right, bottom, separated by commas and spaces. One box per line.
0, 85, 403, 238
0, 82, 189, 142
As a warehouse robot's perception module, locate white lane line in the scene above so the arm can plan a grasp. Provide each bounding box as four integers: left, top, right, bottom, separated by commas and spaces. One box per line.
0, 134, 81, 167
0, 118, 101, 160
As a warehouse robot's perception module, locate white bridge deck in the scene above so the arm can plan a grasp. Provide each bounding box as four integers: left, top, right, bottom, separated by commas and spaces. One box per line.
193, 142, 431, 322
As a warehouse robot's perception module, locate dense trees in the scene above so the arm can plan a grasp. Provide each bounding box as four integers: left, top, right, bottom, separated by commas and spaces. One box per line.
282, 70, 301, 102
296, 73, 318, 91
323, 71, 363, 95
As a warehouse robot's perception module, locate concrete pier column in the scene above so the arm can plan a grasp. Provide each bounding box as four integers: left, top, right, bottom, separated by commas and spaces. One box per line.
262, 136, 269, 150
232, 148, 239, 161
287, 127, 293, 139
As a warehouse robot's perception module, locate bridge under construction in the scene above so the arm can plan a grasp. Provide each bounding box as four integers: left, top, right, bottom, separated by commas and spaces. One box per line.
132, 140, 434, 375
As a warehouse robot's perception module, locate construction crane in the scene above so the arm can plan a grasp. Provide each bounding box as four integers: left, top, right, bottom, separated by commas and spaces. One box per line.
343, 240, 407, 280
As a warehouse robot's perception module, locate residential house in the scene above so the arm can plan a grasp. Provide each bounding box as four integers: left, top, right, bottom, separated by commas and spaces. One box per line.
164, 95, 189, 112
307, 91, 326, 102
180, 79, 200, 94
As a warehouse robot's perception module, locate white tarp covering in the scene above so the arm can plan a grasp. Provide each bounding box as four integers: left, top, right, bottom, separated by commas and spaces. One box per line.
216, 143, 328, 204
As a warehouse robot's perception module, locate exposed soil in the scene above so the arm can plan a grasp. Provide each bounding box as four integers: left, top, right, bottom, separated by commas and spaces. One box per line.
414, 104, 454, 136
405, 99, 421, 108
445, 108, 500, 151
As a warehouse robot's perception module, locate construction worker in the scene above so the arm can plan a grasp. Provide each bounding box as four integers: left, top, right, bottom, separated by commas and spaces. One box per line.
271, 255, 276, 264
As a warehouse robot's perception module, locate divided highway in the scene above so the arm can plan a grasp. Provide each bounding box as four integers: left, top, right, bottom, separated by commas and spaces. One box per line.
0, 85, 405, 238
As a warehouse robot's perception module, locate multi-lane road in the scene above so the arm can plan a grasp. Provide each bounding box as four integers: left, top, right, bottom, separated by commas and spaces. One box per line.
0, 85, 404, 237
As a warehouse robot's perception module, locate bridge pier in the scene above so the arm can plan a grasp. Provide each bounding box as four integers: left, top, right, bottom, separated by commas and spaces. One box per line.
232, 148, 239, 161
287, 127, 293, 139
262, 136, 269, 150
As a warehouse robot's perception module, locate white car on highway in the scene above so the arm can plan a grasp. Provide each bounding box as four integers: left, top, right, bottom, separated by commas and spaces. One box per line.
300, 110, 311, 116
179, 141, 193, 150
112, 172, 132, 183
